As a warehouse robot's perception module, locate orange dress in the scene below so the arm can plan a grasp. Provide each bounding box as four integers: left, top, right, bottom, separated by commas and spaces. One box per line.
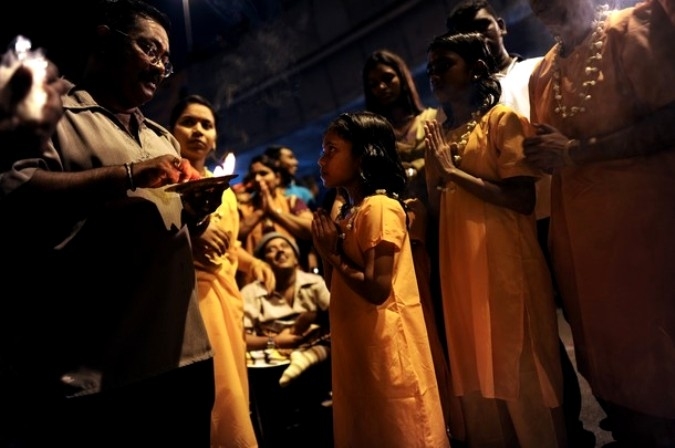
438, 104, 563, 406
195, 176, 258, 448
330, 194, 449, 448
529, 3, 675, 418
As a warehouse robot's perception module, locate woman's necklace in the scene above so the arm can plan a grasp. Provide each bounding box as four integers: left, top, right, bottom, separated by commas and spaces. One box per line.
449, 111, 480, 167
551, 4, 610, 119
435, 112, 480, 192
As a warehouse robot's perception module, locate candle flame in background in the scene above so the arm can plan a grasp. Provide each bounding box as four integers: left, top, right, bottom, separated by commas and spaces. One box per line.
213, 151, 235, 176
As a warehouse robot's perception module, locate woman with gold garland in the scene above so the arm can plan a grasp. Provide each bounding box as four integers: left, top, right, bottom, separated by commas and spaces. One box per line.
424, 32, 567, 447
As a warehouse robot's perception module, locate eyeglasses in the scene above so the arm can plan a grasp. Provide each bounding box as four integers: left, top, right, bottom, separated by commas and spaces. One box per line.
113, 29, 174, 78
426, 58, 454, 77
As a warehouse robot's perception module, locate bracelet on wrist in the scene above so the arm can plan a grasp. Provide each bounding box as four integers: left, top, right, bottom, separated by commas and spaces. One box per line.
266, 334, 277, 350
124, 162, 137, 191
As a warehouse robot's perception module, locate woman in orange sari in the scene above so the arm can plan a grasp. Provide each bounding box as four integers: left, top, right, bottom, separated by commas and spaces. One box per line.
171, 95, 274, 447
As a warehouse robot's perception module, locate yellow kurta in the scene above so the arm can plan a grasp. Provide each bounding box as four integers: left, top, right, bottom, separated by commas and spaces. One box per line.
330, 194, 448, 448
529, 3, 675, 418
195, 176, 258, 448
438, 104, 563, 408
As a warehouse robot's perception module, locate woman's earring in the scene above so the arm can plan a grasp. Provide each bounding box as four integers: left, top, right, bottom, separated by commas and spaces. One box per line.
472, 74, 480, 81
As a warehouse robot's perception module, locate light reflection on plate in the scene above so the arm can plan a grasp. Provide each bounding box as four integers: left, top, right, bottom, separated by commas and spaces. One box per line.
246, 349, 291, 368
165, 174, 238, 195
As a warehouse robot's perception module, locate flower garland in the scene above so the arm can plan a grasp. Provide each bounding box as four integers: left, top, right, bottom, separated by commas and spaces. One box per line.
435, 111, 482, 192
450, 111, 480, 167
551, 4, 610, 119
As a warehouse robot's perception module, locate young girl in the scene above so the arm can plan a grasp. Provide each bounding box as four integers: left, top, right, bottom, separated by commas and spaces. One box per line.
363, 49, 457, 435
424, 32, 566, 447
312, 111, 449, 448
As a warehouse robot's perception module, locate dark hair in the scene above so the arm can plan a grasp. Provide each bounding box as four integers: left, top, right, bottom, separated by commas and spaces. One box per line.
263, 144, 285, 161
92, 0, 171, 35
168, 94, 218, 130
362, 49, 425, 119
249, 153, 282, 175
325, 111, 407, 202
446, 0, 498, 32
427, 32, 501, 113
263, 144, 293, 185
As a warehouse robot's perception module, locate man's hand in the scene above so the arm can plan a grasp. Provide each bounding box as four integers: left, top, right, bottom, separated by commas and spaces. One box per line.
0, 61, 68, 149
523, 123, 572, 173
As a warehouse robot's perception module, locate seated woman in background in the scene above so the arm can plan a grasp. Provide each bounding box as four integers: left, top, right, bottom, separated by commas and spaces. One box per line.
238, 154, 313, 279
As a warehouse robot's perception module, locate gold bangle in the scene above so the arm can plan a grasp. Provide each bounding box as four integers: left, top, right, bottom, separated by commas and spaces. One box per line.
563, 140, 577, 166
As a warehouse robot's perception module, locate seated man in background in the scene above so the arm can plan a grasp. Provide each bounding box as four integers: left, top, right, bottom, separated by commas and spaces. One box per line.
242, 231, 329, 352
241, 231, 332, 448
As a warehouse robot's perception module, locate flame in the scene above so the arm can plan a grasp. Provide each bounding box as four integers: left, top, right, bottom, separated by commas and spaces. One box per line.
13, 36, 32, 59
213, 151, 235, 176
9, 35, 48, 120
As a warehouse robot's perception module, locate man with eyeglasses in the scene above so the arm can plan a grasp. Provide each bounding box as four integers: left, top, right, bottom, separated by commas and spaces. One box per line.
112, 27, 174, 79
0, 0, 218, 446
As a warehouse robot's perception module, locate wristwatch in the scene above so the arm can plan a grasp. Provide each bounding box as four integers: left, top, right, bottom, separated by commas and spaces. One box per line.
266, 334, 277, 350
